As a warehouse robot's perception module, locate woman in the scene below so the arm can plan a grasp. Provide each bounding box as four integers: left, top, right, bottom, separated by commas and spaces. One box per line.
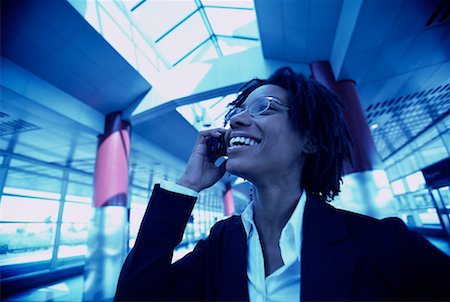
115, 67, 449, 301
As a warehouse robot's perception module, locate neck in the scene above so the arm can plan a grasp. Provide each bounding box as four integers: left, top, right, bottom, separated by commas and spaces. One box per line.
251, 178, 303, 237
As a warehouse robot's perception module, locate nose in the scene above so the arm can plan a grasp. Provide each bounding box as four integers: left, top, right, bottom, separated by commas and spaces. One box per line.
229, 110, 252, 129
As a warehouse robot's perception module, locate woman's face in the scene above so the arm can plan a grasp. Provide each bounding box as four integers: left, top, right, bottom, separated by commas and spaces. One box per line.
225, 84, 310, 182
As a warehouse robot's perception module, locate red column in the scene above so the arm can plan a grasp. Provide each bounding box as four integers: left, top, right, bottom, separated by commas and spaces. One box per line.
83, 112, 131, 301
310, 61, 382, 173
94, 112, 131, 207
223, 182, 235, 216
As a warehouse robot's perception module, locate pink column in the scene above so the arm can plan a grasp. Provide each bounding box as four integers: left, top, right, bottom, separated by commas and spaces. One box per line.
83, 112, 131, 301
94, 112, 131, 207
223, 182, 235, 216
310, 61, 395, 218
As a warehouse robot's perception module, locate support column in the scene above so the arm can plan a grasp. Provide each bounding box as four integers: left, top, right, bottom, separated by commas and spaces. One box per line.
83, 112, 131, 302
223, 182, 235, 216
310, 61, 395, 218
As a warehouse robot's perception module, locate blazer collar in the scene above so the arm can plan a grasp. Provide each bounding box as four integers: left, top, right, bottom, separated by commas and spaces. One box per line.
301, 194, 356, 301
303, 194, 350, 243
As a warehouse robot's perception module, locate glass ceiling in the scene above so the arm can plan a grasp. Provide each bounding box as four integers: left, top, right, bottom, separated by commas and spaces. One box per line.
124, 0, 260, 67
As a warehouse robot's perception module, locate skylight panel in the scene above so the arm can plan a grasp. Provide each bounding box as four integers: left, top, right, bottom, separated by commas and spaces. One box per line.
178, 40, 219, 65
130, 0, 197, 41
204, 7, 258, 38
202, 0, 254, 9
217, 36, 260, 56
123, 0, 144, 11
126, 0, 260, 68
156, 12, 210, 65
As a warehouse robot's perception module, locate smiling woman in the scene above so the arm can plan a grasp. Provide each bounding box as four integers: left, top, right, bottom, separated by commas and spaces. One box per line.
115, 67, 450, 302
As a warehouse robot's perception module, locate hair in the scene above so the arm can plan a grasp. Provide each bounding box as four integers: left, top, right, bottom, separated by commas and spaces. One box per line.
225, 66, 353, 202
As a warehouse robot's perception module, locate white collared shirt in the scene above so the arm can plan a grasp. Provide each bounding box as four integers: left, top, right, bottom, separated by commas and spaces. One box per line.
241, 192, 306, 302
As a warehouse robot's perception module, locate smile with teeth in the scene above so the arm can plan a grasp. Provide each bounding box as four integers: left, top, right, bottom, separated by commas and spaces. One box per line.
229, 136, 259, 149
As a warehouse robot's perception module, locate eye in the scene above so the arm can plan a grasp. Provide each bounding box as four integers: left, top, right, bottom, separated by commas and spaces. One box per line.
263, 106, 276, 113
250, 101, 269, 114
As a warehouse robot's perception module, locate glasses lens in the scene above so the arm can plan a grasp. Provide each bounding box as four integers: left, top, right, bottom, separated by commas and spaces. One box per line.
225, 97, 275, 125
248, 97, 270, 116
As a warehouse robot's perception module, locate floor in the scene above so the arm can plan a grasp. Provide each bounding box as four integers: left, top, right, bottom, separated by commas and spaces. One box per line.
4, 276, 84, 302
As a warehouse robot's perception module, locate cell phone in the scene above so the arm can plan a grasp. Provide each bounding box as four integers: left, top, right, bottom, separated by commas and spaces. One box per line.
206, 135, 227, 157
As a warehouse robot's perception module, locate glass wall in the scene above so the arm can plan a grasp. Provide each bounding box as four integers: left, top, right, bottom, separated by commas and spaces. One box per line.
0, 149, 228, 278
1, 194, 59, 265
1, 158, 63, 267
0, 150, 228, 278
127, 165, 226, 262
384, 115, 450, 231
0, 158, 94, 276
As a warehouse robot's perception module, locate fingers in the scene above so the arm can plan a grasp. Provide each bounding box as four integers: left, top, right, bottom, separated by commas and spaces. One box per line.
198, 128, 226, 141
194, 128, 227, 152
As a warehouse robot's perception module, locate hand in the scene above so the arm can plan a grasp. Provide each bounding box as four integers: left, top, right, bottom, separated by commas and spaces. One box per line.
177, 128, 227, 192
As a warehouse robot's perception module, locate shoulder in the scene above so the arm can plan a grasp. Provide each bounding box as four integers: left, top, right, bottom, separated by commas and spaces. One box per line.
308, 196, 409, 246
210, 215, 243, 233
332, 206, 449, 265
336, 207, 407, 234
333, 206, 413, 248
310, 199, 449, 299
207, 215, 245, 242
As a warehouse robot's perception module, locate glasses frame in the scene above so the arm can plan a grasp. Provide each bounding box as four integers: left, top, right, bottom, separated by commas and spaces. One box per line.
225, 96, 289, 125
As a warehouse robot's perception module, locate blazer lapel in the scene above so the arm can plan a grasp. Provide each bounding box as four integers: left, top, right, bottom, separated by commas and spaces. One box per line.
219, 217, 249, 301
301, 195, 356, 301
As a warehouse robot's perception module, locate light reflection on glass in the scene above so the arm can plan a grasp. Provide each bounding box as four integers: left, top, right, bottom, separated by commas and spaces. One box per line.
156, 12, 209, 65
405, 171, 426, 192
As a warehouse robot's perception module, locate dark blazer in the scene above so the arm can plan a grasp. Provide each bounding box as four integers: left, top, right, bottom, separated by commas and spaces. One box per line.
115, 185, 450, 301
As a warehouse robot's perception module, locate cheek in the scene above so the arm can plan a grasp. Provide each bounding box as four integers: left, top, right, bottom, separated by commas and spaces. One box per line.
269, 131, 304, 158
267, 125, 298, 148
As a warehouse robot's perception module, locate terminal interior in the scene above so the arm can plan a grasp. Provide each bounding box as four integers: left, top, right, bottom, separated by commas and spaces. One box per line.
1, 0, 449, 301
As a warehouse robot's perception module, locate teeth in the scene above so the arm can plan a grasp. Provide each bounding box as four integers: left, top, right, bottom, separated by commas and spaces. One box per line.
229, 136, 258, 147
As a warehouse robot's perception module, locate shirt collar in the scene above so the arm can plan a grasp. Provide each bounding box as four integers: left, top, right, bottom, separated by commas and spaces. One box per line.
241, 200, 255, 236
283, 191, 307, 260
241, 191, 307, 256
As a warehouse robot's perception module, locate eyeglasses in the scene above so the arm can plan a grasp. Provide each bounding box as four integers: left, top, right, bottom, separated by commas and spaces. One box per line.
224, 96, 289, 125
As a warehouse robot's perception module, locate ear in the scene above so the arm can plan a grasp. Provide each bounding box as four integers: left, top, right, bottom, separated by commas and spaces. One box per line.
302, 136, 317, 154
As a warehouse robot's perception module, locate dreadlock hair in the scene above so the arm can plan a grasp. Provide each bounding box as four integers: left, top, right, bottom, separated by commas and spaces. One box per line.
225, 67, 353, 202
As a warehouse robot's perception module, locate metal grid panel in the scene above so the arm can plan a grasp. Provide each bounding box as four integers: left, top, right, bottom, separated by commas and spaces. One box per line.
368, 83, 450, 159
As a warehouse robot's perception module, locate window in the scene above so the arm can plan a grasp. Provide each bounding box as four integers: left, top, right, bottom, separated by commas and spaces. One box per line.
384, 118, 449, 232
58, 201, 92, 259
0, 160, 93, 271
391, 179, 406, 195
419, 138, 447, 167
129, 202, 146, 249
405, 171, 426, 192
0, 194, 59, 265
128, 0, 260, 67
